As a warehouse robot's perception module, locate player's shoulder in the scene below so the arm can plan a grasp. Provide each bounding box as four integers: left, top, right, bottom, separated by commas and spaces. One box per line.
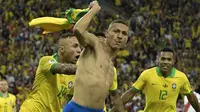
8, 93, 16, 99
39, 55, 55, 64
40, 55, 54, 61
138, 67, 157, 79
143, 67, 157, 74
174, 68, 187, 78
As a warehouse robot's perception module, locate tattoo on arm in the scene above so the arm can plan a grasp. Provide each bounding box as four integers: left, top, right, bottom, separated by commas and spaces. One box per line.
52, 63, 77, 75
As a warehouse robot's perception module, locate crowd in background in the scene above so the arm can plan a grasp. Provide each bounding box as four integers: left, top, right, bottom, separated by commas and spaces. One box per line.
0, 0, 200, 111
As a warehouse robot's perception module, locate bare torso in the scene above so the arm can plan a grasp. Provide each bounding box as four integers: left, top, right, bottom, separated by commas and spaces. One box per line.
72, 41, 115, 109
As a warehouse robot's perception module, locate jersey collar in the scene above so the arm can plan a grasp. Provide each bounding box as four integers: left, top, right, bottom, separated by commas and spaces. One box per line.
0, 92, 9, 98
156, 67, 176, 78
53, 53, 59, 62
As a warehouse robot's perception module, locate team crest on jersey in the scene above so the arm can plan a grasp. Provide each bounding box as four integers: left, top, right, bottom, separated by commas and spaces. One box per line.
49, 59, 56, 64
172, 83, 176, 89
68, 81, 73, 89
10, 101, 12, 105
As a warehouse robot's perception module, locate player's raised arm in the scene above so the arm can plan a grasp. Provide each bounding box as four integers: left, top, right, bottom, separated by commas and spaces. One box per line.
73, 1, 100, 47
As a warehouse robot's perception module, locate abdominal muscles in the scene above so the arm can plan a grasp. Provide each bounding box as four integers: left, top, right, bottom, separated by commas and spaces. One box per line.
73, 65, 112, 109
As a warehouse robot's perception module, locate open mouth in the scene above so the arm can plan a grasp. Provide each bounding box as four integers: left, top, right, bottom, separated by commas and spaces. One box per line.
75, 55, 80, 60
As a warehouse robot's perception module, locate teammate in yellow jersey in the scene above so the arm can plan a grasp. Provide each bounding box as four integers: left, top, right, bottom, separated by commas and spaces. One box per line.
57, 74, 74, 110
0, 79, 16, 112
20, 33, 81, 112
121, 47, 200, 112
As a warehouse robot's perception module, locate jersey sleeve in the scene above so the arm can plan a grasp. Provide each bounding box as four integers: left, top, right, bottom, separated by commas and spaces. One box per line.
109, 67, 118, 91
132, 70, 147, 91
180, 74, 192, 95
39, 56, 57, 74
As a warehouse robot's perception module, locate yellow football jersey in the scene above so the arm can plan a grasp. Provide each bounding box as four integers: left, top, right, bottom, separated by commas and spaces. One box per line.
57, 74, 74, 107
109, 67, 118, 91
20, 53, 61, 112
132, 67, 192, 112
0, 93, 16, 112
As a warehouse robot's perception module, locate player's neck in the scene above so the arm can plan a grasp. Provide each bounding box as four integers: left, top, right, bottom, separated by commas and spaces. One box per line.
1, 91, 8, 97
161, 68, 172, 77
59, 56, 64, 63
104, 42, 118, 59
58, 53, 66, 63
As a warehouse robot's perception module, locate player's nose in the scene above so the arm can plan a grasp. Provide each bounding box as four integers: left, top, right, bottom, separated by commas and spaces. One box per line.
76, 47, 81, 53
163, 60, 170, 65
117, 32, 123, 40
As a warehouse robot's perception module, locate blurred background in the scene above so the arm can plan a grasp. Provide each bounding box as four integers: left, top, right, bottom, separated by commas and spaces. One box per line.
0, 0, 200, 111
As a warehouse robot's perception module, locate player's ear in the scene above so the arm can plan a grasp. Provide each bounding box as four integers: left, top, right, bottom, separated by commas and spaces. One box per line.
105, 30, 108, 38
173, 55, 176, 65
172, 58, 176, 67
172, 61, 175, 66
59, 46, 64, 54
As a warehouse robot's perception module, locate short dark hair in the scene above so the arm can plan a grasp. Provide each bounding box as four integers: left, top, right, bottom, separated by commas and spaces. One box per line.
57, 32, 76, 50
109, 19, 129, 28
59, 32, 75, 39
160, 47, 174, 55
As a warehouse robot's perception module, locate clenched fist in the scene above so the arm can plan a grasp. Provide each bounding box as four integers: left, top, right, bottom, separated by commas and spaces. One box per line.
89, 1, 101, 13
